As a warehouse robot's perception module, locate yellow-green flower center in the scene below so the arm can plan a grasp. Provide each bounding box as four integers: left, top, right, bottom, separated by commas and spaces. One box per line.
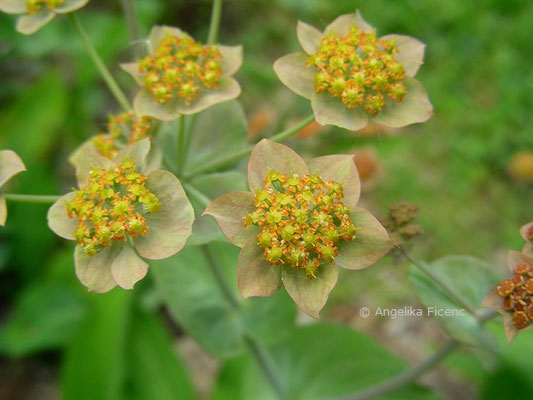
496, 262, 533, 329
244, 170, 357, 278
307, 26, 407, 115
26, 0, 64, 13
138, 34, 223, 104
92, 112, 155, 159
66, 160, 161, 256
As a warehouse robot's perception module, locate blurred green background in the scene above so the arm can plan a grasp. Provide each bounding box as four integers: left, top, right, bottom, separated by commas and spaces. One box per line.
1, 0, 533, 399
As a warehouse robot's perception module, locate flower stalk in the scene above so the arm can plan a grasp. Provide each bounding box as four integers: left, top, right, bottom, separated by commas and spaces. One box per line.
4, 193, 61, 204
184, 113, 315, 178
184, 181, 287, 399
120, 0, 141, 45
207, 0, 223, 44
176, 115, 186, 174
333, 308, 497, 400
70, 14, 132, 112
400, 247, 479, 317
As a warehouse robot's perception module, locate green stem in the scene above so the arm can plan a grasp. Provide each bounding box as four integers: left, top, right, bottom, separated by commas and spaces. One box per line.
334, 309, 497, 400
400, 248, 479, 317
183, 182, 211, 207
189, 182, 286, 399
200, 245, 240, 310
269, 114, 315, 142
70, 14, 132, 112
184, 113, 315, 179
200, 244, 286, 400
3, 194, 61, 204
120, 0, 141, 44
243, 335, 287, 400
176, 115, 186, 174
207, 0, 223, 44
180, 115, 197, 175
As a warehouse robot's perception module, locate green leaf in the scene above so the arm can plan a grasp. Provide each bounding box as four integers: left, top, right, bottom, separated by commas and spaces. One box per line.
126, 309, 197, 400
61, 291, 132, 400
409, 255, 500, 348
152, 242, 296, 358
213, 324, 439, 400
182, 100, 249, 176
0, 283, 85, 357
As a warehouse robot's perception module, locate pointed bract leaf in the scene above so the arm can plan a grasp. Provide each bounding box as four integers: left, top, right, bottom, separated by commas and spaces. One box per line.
111, 245, 149, 290
0, 0, 27, 14
482, 287, 504, 314
519, 221, 533, 242
0, 150, 26, 187
335, 207, 391, 270
311, 91, 368, 131
74, 245, 120, 293
370, 77, 433, 128
47, 192, 78, 240
324, 11, 373, 36
135, 170, 194, 260
16, 9, 54, 35
54, 0, 89, 14
120, 62, 144, 86
0, 194, 6, 226
177, 77, 241, 115
114, 138, 151, 173
273, 52, 315, 100
203, 191, 258, 247
296, 21, 322, 54
218, 45, 243, 77
381, 34, 425, 77
148, 25, 191, 52
248, 139, 308, 191
282, 263, 338, 319
69, 140, 114, 187
135, 79, 241, 120
503, 313, 518, 343
134, 88, 182, 121
237, 238, 281, 298
307, 154, 360, 207
507, 250, 533, 273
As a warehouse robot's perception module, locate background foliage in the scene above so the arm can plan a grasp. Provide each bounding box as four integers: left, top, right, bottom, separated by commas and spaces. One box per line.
1, 0, 532, 399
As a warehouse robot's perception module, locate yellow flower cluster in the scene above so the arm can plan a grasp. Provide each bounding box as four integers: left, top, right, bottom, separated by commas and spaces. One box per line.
92, 112, 155, 159
307, 26, 407, 115
26, 0, 64, 13
138, 34, 223, 104
66, 160, 161, 256
497, 262, 533, 329
244, 170, 357, 278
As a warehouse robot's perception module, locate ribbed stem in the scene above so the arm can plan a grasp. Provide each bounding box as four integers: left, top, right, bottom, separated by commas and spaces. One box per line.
70, 14, 132, 111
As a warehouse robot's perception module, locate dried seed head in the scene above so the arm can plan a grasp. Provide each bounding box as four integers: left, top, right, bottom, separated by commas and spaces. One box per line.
65, 160, 161, 256
307, 26, 407, 114
244, 170, 357, 278
496, 261, 533, 329
138, 34, 223, 104
92, 112, 156, 159
381, 201, 422, 248
25, 0, 64, 13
